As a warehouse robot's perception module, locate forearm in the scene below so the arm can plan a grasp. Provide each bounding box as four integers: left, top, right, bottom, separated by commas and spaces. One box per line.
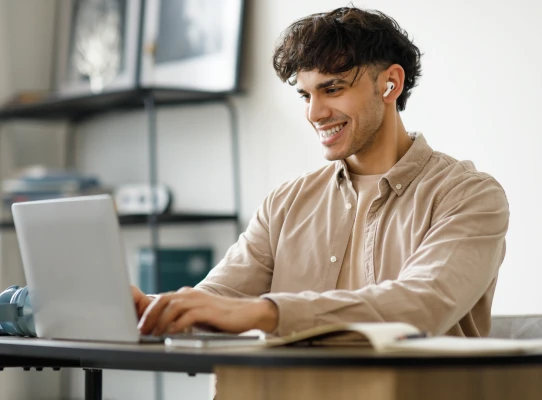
195, 281, 255, 298
262, 281, 463, 336
264, 264, 504, 337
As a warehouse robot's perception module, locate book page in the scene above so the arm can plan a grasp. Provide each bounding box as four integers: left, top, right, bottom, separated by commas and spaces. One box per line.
384, 337, 542, 355
345, 323, 421, 351
264, 322, 421, 349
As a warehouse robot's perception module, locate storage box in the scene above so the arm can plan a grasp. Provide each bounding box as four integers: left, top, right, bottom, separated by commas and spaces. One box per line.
139, 247, 213, 293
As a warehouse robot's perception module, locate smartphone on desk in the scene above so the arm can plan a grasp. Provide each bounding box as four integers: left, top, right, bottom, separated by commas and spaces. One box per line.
161, 331, 265, 349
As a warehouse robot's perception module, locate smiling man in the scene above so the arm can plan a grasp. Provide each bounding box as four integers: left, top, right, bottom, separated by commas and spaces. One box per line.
134, 6, 509, 338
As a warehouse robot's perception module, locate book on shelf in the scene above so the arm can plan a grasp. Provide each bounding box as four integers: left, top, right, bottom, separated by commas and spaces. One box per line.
164, 322, 542, 355
1, 166, 108, 210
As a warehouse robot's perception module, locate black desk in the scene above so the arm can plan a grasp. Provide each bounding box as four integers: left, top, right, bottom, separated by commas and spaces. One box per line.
2, 337, 542, 400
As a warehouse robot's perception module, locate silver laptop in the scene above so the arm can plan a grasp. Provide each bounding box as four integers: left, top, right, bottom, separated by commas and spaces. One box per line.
11, 194, 258, 345
12, 195, 148, 342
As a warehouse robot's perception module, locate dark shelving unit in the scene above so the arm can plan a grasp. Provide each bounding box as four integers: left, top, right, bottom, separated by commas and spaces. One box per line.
0, 88, 234, 122
0, 1, 246, 398
0, 90, 244, 353
0, 89, 243, 236
0, 212, 239, 230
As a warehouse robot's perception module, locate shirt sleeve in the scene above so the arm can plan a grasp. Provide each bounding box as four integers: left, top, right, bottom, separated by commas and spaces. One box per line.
194, 192, 276, 298
261, 174, 509, 336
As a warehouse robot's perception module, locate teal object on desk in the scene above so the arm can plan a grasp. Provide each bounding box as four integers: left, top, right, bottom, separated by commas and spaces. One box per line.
139, 248, 213, 293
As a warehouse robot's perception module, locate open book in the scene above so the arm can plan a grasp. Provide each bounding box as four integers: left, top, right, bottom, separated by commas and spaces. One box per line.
164, 322, 542, 355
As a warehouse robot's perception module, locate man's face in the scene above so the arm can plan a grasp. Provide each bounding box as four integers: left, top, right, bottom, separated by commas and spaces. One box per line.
296, 68, 385, 161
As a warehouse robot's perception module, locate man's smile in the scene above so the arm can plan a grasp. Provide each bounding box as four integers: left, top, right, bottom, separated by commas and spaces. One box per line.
317, 122, 347, 144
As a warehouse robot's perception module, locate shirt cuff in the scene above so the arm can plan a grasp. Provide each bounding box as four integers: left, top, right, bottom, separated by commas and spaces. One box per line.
260, 293, 315, 336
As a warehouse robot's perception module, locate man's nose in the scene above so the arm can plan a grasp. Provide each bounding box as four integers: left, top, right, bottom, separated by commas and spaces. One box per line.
307, 98, 331, 123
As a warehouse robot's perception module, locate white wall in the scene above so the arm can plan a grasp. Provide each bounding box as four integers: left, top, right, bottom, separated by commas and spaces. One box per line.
0, 0, 13, 182
0, 1, 66, 399
0, 0, 11, 105
2, 0, 542, 399
372, 0, 542, 315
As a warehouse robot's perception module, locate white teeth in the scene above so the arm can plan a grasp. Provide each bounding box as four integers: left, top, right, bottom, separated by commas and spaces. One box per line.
320, 123, 346, 139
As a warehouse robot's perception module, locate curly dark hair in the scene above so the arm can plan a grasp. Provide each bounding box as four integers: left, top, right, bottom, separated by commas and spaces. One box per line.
273, 7, 423, 111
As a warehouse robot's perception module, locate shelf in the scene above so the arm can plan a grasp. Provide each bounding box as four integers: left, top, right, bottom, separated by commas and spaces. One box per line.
0, 88, 236, 122
118, 213, 239, 226
0, 212, 238, 230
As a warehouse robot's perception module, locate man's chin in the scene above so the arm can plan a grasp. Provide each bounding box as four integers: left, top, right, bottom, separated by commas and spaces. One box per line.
322, 149, 346, 161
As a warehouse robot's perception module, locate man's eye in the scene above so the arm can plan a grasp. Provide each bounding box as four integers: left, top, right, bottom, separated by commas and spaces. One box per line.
326, 87, 342, 94
299, 94, 310, 102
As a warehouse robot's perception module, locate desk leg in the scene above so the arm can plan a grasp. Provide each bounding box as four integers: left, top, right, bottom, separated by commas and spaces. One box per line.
84, 369, 103, 400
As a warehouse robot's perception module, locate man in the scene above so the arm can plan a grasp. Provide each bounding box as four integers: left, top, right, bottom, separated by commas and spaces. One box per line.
133, 6, 509, 338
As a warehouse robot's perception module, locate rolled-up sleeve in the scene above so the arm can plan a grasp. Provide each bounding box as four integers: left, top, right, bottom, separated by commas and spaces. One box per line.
262, 174, 509, 336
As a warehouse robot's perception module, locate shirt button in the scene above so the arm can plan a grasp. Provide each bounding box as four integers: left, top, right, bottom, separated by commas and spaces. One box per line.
345, 203, 352, 209
395, 184, 402, 190
330, 256, 337, 263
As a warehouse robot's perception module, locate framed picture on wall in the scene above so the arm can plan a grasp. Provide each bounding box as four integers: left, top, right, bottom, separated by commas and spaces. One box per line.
53, 0, 141, 96
140, 0, 245, 93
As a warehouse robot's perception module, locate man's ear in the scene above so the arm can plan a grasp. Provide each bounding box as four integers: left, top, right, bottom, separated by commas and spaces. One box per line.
382, 64, 405, 103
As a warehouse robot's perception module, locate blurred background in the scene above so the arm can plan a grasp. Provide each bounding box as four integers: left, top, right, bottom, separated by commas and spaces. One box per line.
0, 0, 540, 398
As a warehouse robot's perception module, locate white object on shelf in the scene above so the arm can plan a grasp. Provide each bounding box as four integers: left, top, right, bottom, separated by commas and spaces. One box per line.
114, 183, 171, 215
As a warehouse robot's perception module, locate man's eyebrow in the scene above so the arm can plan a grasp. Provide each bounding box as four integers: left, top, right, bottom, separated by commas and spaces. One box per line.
296, 78, 350, 93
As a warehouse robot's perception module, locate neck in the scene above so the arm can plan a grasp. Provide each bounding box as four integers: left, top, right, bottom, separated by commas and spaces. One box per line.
345, 110, 412, 175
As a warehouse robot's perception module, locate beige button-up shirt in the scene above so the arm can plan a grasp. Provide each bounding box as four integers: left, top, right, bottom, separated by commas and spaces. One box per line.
196, 134, 509, 337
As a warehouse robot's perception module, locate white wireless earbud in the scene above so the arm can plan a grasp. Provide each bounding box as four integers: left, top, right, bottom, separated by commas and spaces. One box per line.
383, 82, 395, 98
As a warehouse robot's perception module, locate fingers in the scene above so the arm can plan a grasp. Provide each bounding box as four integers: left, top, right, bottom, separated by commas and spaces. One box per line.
153, 298, 202, 335
166, 308, 214, 333
131, 286, 150, 319
137, 289, 204, 335
130, 285, 142, 297
134, 301, 147, 320
138, 294, 172, 334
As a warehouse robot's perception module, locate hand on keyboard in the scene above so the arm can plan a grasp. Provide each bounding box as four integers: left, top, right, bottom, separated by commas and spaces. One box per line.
134, 286, 279, 336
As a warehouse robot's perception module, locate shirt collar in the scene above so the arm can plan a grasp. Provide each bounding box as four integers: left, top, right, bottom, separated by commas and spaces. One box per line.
334, 133, 434, 196
335, 160, 349, 189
